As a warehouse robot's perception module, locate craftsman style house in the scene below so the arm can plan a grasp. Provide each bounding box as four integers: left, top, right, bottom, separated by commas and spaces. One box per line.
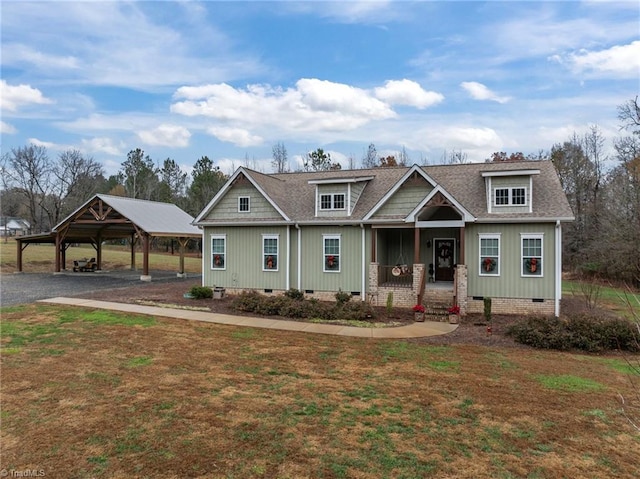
193, 161, 574, 316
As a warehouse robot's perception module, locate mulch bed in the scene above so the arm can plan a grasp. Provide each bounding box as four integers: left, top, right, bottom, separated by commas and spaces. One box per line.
72, 281, 591, 348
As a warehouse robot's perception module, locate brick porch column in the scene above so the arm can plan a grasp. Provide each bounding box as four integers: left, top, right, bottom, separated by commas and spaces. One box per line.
455, 264, 468, 316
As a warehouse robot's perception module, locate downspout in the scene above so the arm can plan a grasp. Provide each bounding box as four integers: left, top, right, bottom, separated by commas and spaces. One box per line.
295, 223, 302, 290
286, 224, 291, 290
361, 223, 366, 302
555, 220, 562, 317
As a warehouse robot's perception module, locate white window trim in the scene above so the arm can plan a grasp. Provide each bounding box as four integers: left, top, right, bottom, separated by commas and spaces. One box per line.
479, 233, 500, 276
521, 233, 544, 278
323, 234, 341, 273
262, 234, 279, 272
211, 234, 226, 270
319, 193, 347, 211
238, 196, 250, 213
493, 187, 528, 207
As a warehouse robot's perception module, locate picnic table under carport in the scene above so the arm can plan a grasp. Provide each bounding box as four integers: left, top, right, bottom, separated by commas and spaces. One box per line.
14, 194, 202, 280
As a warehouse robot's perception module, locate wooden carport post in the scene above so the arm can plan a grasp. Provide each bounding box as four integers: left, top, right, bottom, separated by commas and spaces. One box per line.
16, 238, 23, 272
130, 233, 136, 270
141, 232, 151, 280
177, 237, 189, 277
55, 232, 62, 273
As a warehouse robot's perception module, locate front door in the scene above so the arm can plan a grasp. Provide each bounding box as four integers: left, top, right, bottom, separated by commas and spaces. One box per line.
434, 239, 455, 281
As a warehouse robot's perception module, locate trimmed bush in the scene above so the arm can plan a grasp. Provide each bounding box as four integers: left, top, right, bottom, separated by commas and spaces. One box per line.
284, 288, 305, 301
335, 289, 351, 305
231, 290, 262, 312
335, 301, 375, 321
506, 314, 639, 352
189, 286, 213, 299
255, 296, 291, 316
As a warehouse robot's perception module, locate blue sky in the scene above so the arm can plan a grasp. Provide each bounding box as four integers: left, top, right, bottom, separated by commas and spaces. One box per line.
1, 1, 638, 177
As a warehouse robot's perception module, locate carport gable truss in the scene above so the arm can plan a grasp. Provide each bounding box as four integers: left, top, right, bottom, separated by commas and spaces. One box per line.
15, 194, 202, 279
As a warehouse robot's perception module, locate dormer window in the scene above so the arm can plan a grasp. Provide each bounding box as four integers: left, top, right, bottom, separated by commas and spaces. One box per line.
320, 193, 346, 211
494, 187, 527, 207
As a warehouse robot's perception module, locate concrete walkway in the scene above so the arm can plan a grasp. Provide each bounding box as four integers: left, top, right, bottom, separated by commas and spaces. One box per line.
38, 297, 458, 339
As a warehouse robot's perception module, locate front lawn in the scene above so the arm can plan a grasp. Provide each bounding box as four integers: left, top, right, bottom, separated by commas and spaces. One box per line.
2, 304, 639, 478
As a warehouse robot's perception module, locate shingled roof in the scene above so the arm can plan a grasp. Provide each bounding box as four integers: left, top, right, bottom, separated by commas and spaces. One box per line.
194, 160, 573, 225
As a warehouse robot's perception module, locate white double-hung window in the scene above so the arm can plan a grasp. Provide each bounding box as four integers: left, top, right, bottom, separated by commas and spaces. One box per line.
479, 234, 500, 276
211, 235, 226, 270
263, 235, 279, 271
522, 234, 543, 277
323, 235, 340, 272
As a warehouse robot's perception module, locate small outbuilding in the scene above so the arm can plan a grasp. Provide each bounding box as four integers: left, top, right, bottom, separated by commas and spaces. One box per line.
14, 194, 202, 280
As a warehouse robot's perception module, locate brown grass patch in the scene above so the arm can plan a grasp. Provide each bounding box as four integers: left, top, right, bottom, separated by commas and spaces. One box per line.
2, 304, 639, 478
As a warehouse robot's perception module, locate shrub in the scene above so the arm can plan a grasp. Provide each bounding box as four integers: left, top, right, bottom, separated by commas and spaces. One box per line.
386, 292, 394, 314
280, 300, 316, 318
284, 288, 305, 301
483, 297, 492, 323
335, 301, 375, 321
231, 290, 262, 312
255, 296, 291, 316
189, 286, 213, 299
335, 289, 351, 305
506, 314, 639, 352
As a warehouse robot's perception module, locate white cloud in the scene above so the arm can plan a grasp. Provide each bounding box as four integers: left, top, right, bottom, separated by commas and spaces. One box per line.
460, 82, 510, 104
171, 79, 401, 145
137, 124, 191, 148
206, 126, 263, 147
80, 137, 124, 157
555, 41, 640, 78
1, 121, 17, 134
27, 138, 66, 150
0, 80, 53, 112
374, 80, 444, 109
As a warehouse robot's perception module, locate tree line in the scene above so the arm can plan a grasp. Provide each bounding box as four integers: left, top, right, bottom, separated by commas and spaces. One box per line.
2, 96, 639, 284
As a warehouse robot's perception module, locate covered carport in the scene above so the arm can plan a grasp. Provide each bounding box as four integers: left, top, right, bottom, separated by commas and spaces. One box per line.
15, 194, 202, 280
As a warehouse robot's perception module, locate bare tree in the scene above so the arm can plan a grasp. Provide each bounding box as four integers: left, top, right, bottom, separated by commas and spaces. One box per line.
618, 96, 640, 135
271, 142, 289, 173
362, 143, 378, 168
442, 149, 468, 164
1, 145, 52, 232
398, 146, 410, 166
47, 149, 105, 226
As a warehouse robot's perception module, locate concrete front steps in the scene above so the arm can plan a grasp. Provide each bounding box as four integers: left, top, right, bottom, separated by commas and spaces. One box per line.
422, 283, 455, 322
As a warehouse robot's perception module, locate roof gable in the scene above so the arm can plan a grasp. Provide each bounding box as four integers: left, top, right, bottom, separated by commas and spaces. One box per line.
193, 167, 290, 224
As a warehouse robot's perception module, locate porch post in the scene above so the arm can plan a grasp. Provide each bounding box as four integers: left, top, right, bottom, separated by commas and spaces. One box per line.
130, 233, 136, 270
371, 228, 377, 262
459, 226, 465, 264
414, 226, 420, 263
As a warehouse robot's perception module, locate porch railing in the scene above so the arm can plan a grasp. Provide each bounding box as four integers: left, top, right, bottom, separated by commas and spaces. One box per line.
378, 265, 413, 288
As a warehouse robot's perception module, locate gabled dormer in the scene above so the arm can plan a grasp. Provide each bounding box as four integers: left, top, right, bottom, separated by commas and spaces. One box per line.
309, 176, 374, 217
481, 168, 540, 214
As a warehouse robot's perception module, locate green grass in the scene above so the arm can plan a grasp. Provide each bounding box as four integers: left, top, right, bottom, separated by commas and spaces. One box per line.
58, 309, 156, 327
124, 356, 153, 368
533, 374, 605, 392
563, 279, 640, 317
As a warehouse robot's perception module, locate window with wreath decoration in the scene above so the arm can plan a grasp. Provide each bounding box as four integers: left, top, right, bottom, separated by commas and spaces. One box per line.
263, 235, 278, 271
522, 235, 543, 276
323, 235, 340, 272
479, 234, 500, 276
211, 235, 226, 270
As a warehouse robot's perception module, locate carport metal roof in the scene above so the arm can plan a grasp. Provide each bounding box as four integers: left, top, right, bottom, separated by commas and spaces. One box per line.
15, 194, 202, 278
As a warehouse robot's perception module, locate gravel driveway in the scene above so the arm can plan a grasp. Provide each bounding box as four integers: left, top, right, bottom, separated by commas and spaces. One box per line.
0, 271, 202, 307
